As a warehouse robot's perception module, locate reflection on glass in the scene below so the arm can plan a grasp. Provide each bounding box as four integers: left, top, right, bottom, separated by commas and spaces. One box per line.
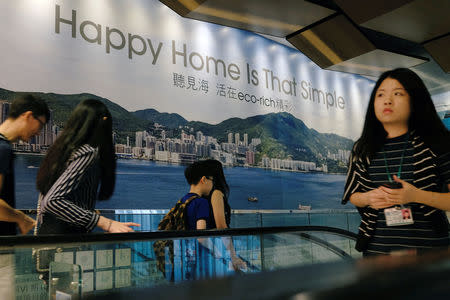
49, 262, 82, 299
8, 228, 359, 298
0, 254, 15, 300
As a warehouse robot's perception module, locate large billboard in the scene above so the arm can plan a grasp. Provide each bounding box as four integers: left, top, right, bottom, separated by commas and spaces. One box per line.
0, 0, 380, 210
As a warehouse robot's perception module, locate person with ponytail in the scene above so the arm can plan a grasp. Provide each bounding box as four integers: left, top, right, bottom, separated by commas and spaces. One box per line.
342, 68, 450, 255
204, 159, 247, 271
36, 99, 139, 234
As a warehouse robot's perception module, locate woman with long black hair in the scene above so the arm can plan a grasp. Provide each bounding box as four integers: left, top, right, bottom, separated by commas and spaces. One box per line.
205, 159, 231, 229
342, 68, 450, 255
36, 99, 139, 234
204, 159, 247, 271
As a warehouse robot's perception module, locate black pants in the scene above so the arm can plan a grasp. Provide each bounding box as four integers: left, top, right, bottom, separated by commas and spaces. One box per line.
38, 214, 87, 234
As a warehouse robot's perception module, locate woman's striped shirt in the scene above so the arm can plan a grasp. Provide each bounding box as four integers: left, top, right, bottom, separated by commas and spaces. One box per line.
342, 132, 450, 253
38, 144, 100, 232
366, 134, 448, 254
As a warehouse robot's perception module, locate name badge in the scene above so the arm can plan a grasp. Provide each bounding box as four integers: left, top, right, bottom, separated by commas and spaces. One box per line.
384, 207, 414, 226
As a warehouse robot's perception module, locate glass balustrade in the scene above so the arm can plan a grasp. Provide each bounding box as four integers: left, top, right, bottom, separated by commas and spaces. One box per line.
0, 226, 358, 299
100, 209, 362, 232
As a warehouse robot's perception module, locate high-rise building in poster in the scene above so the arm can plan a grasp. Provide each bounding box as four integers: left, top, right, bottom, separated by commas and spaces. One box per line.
246, 151, 255, 165
136, 131, 143, 148
196, 131, 203, 142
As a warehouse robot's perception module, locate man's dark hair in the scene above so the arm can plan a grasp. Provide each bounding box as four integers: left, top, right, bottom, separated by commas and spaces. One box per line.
8, 94, 50, 121
184, 160, 214, 185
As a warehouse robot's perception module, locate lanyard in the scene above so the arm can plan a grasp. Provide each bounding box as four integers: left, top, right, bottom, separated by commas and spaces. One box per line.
382, 133, 409, 182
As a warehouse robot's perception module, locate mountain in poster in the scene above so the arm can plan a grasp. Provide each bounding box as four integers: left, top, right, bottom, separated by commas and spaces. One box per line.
133, 108, 188, 128
0, 87, 353, 171
187, 113, 353, 163
0, 87, 149, 141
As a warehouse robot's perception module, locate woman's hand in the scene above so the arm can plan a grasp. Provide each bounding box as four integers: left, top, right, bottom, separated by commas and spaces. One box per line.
379, 175, 420, 205
98, 216, 140, 233
231, 255, 247, 272
18, 214, 36, 234
107, 220, 141, 233
364, 188, 395, 209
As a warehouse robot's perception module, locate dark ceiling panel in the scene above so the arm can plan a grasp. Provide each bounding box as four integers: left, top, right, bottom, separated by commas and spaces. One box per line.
333, 0, 414, 24
161, 0, 336, 37
287, 14, 428, 77
287, 15, 376, 68
159, 0, 207, 17
360, 0, 450, 43
423, 34, 450, 73
327, 49, 428, 77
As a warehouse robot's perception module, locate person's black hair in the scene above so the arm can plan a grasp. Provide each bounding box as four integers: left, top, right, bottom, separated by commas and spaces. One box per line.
204, 159, 230, 199
354, 68, 450, 161
37, 99, 115, 200
204, 159, 231, 227
184, 160, 215, 185
8, 94, 50, 122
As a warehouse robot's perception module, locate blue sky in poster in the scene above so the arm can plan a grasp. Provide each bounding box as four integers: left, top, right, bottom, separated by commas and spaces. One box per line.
0, 0, 394, 140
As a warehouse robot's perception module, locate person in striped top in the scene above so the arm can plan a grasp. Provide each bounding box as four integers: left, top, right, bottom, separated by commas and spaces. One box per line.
36, 99, 139, 234
342, 68, 450, 255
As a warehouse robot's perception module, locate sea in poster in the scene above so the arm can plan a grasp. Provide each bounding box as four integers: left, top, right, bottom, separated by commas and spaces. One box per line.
15, 154, 349, 211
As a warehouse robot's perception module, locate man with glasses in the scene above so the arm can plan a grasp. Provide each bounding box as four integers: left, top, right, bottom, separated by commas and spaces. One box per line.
0, 94, 50, 235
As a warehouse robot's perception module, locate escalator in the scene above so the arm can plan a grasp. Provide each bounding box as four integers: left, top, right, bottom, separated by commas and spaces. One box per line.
1, 226, 359, 298
1, 226, 448, 299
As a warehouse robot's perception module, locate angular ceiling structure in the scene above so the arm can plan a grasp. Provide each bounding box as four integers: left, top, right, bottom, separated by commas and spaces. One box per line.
160, 0, 450, 94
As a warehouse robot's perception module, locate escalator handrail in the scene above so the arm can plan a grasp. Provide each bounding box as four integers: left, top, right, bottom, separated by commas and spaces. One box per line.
0, 225, 357, 247
297, 232, 354, 259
